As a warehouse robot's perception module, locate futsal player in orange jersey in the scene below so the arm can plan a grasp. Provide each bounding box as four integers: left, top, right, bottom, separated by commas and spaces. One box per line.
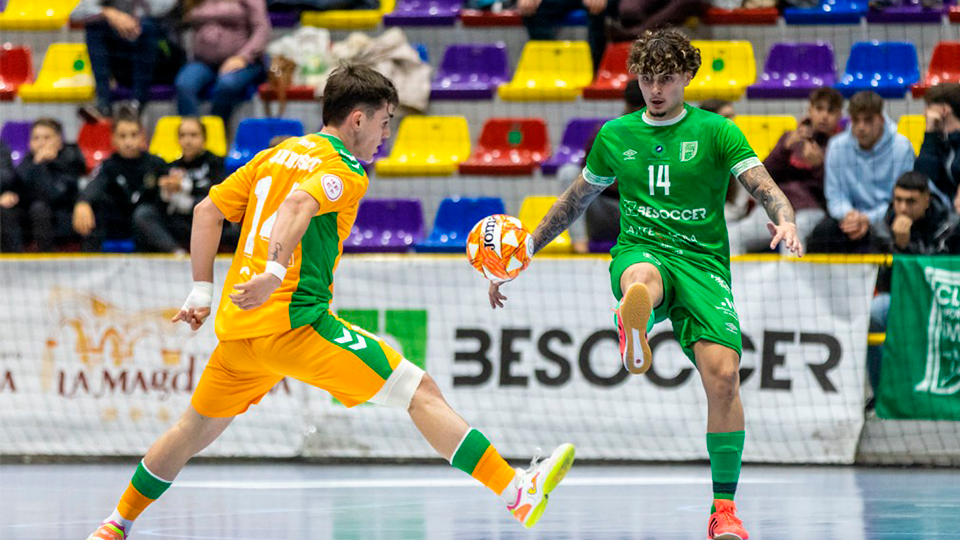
85, 65, 575, 540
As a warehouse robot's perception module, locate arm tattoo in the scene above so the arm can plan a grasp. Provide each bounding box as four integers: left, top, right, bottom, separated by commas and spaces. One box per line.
532, 175, 606, 254
270, 242, 283, 262
737, 166, 796, 226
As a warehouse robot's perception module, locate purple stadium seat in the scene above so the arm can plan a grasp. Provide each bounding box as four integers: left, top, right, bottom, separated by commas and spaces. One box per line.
865, 0, 949, 23
541, 117, 609, 176
268, 10, 300, 28
588, 240, 615, 253
111, 84, 176, 101
1, 120, 31, 165
747, 42, 836, 100
343, 198, 424, 253
431, 43, 509, 100
383, 0, 461, 26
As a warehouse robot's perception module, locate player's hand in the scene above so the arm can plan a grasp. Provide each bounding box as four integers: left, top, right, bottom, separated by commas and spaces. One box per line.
172, 281, 214, 331
489, 281, 508, 309
767, 222, 804, 257
229, 273, 281, 311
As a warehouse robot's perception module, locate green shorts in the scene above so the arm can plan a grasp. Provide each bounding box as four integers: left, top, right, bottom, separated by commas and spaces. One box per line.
610, 246, 742, 363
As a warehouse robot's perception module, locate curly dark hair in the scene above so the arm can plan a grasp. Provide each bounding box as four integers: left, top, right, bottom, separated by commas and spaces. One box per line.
627, 27, 701, 78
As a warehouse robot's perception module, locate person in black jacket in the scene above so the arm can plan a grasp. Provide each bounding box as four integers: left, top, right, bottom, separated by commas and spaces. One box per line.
134, 117, 226, 253
73, 111, 169, 251
914, 82, 960, 210
1, 119, 87, 252
0, 140, 21, 252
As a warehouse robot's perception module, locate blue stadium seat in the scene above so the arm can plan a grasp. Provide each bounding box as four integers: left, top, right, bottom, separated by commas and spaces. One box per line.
783, 0, 867, 25
835, 41, 920, 99
225, 118, 305, 173
415, 197, 506, 253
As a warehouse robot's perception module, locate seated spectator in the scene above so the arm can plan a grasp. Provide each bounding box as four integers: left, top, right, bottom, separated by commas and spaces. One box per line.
729, 88, 844, 254
71, 0, 178, 118
519, 0, 616, 70
1, 119, 87, 252
698, 99, 747, 222
608, 1, 708, 43
807, 91, 915, 253
134, 117, 226, 253
176, 0, 271, 126
914, 82, 960, 211
0, 141, 20, 252
73, 110, 170, 252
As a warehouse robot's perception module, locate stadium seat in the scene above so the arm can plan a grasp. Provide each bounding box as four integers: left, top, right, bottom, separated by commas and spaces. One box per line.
835, 41, 919, 99
301, 0, 396, 29
588, 240, 615, 253
686, 41, 756, 101
541, 117, 609, 175
518, 196, 572, 254
267, 10, 300, 28
498, 41, 593, 101
0, 44, 32, 101
583, 42, 634, 100
952, 5, 960, 22
431, 43, 509, 101
783, 0, 867, 25
459, 8, 523, 26
747, 42, 836, 100
415, 196, 506, 253
459, 118, 550, 175
866, 0, 947, 23
1, 120, 31, 165
383, 0, 461, 26
734, 115, 798, 161
111, 85, 176, 102
226, 118, 304, 173
343, 198, 424, 253
702, 6, 779, 25
0, 0, 79, 30
897, 114, 925, 155
17, 43, 95, 102
911, 41, 960, 99
149, 116, 227, 163
77, 120, 112, 173
375, 116, 470, 176
258, 83, 316, 102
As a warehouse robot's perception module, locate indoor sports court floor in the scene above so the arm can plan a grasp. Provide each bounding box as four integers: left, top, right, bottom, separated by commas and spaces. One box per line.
2, 462, 958, 539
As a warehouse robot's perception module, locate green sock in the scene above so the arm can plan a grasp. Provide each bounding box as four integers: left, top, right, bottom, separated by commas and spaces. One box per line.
707, 430, 745, 513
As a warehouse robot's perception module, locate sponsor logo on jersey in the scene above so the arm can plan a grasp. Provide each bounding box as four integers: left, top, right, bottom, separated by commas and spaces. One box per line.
623, 200, 708, 221
322, 174, 344, 201
622, 149, 638, 161
268, 148, 322, 172
711, 273, 733, 294
725, 322, 739, 334
716, 297, 739, 320
297, 138, 317, 149
680, 141, 698, 162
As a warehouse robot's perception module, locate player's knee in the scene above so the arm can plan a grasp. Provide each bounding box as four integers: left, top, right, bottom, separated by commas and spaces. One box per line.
702, 362, 740, 401
623, 263, 661, 291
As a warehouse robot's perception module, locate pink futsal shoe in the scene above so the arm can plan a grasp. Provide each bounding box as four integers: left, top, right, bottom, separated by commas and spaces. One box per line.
707, 499, 750, 540
86, 521, 126, 540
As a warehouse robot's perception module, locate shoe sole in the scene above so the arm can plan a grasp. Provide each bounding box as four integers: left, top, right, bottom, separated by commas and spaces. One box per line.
620, 283, 653, 375
711, 535, 744, 540
524, 443, 576, 529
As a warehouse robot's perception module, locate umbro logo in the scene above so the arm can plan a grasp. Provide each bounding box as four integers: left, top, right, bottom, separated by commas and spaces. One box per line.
622, 149, 637, 161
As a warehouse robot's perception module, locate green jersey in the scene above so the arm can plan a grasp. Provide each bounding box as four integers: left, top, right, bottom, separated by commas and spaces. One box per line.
584, 104, 760, 268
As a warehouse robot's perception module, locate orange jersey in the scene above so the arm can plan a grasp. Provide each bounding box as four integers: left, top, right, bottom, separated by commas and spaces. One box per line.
208, 133, 368, 340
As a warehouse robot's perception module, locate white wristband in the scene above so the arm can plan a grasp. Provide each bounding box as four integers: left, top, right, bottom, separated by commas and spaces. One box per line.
181, 281, 214, 311
264, 261, 287, 282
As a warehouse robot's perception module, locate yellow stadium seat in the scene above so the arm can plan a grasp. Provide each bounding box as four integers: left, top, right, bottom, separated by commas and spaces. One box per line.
0, 0, 79, 30
687, 41, 756, 101
498, 41, 593, 101
375, 116, 470, 176
733, 115, 797, 161
518, 196, 572, 254
149, 116, 227, 163
301, 0, 395, 29
17, 43, 95, 102
897, 114, 925, 155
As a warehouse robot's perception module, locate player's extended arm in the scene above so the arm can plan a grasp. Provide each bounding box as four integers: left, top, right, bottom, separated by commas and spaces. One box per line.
531, 174, 607, 254
171, 197, 226, 330
229, 190, 320, 311
736, 165, 804, 257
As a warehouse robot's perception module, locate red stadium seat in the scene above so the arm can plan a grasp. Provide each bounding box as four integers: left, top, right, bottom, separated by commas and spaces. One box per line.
258, 83, 317, 102
77, 120, 112, 173
951, 5, 960, 23
911, 41, 960, 99
459, 118, 550, 175
702, 7, 779, 25
0, 44, 32, 101
583, 42, 634, 100
459, 8, 523, 26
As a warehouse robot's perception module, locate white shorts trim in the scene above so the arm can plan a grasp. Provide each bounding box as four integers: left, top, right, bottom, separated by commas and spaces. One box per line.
368, 358, 425, 409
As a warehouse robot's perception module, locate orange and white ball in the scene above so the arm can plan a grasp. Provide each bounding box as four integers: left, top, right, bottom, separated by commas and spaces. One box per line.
466, 214, 533, 283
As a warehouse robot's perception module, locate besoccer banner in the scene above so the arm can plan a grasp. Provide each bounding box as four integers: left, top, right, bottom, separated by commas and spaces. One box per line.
877, 256, 960, 421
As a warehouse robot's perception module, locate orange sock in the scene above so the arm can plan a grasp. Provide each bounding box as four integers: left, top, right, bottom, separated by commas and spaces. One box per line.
450, 428, 517, 496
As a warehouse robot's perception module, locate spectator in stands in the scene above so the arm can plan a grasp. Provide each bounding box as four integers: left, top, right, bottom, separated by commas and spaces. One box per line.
806, 91, 914, 253
729, 88, 844, 254
698, 99, 748, 223
176, 0, 271, 126
518, 0, 617, 70
0, 141, 21, 252
134, 117, 226, 253
607, 1, 708, 44
0, 119, 87, 252
71, 0, 178, 119
698, 98, 734, 120
914, 82, 960, 211
73, 110, 170, 252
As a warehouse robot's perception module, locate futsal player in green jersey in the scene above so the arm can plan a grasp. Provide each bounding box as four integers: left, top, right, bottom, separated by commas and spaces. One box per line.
489, 28, 804, 540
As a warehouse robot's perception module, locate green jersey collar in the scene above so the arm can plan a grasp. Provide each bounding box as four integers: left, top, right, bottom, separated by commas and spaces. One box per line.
641, 105, 689, 127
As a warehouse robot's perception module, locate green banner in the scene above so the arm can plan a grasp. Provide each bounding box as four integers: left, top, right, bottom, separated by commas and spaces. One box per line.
877, 256, 960, 420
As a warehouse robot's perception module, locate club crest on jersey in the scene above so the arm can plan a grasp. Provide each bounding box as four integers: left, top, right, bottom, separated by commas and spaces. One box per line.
652, 144, 664, 155
680, 141, 698, 162
322, 174, 344, 201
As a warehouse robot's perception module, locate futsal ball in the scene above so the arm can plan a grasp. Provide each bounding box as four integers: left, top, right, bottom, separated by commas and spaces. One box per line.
466, 214, 534, 283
